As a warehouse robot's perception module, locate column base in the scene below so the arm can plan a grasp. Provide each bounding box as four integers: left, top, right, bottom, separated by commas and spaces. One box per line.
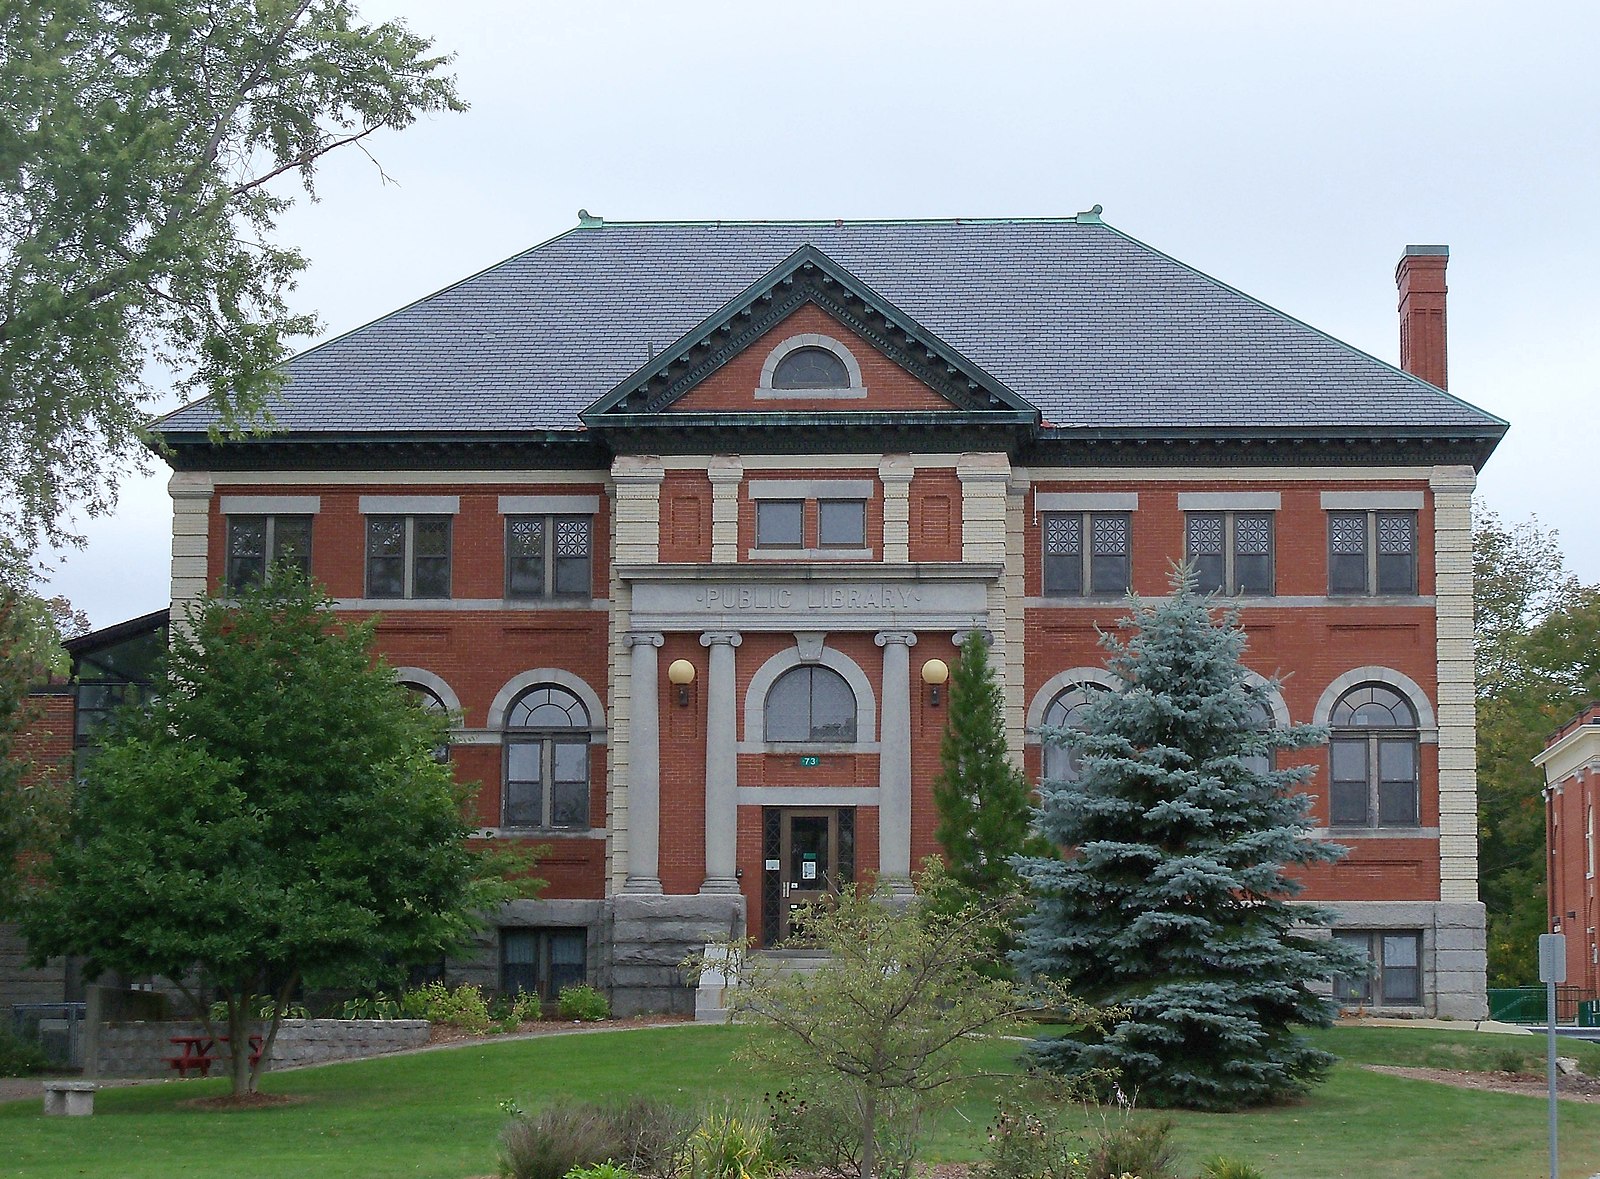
879, 875, 916, 903
621, 877, 664, 895
699, 878, 742, 895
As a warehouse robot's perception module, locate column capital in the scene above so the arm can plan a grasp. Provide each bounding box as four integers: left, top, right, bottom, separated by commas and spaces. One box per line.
878, 456, 915, 484
953, 628, 994, 648
707, 456, 745, 485
874, 631, 918, 649
700, 631, 743, 649
1429, 464, 1477, 495
624, 631, 665, 649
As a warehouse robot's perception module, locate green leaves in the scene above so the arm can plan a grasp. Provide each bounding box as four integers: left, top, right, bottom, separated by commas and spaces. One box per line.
19, 572, 520, 1092
0, 1, 463, 581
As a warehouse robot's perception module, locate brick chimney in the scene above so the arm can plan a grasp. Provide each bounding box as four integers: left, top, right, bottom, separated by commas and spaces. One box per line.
1396, 244, 1449, 390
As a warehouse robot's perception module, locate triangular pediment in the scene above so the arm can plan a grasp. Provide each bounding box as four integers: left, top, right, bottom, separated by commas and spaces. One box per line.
580, 246, 1038, 425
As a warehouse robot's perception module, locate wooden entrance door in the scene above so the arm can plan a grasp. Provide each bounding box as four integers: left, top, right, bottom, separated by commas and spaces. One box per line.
778, 808, 840, 941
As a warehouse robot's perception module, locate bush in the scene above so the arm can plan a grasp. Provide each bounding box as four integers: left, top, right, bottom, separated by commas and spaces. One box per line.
558, 984, 610, 1022
565, 1165, 634, 1179
1196, 1157, 1266, 1179
1084, 1117, 1178, 1179
498, 1103, 619, 1179
339, 994, 402, 1020
611, 1097, 698, 1178
977, 1098, 1086, 1179
765, 1086, 863, 1176
687, 1105, 777, 1179
407, 981, 492, 1033
0, 1026, 50, 1077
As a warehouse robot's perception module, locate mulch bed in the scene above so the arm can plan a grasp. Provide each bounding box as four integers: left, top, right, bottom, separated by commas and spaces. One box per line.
179, 1091, 305, 1111
1366, 1064, 1600, 1102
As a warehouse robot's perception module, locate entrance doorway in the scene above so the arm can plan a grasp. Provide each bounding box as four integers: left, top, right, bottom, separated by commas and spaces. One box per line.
760, 807, 855, 945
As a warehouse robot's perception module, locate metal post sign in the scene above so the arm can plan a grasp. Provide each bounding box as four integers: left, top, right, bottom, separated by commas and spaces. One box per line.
1539, 932, 1565, 1179
1540, 933, 1567, 983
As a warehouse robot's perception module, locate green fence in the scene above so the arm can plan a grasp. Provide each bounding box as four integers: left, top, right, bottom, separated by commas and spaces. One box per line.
1487, 986, 1588, 1024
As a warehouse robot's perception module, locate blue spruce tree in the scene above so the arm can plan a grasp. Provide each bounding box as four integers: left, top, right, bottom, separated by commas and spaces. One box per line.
1017, 569, 1357, 1110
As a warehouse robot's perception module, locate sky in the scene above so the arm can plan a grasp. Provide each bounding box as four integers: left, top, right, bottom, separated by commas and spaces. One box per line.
41, 0, 1600, 628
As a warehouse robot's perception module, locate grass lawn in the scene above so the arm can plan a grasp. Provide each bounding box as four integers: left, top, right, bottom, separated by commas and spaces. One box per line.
4, 1024, 1600, 1178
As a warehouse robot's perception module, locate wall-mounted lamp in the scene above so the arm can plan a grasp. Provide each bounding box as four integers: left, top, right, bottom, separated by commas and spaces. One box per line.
921, 658, 950, 707
667, 659, 696, 707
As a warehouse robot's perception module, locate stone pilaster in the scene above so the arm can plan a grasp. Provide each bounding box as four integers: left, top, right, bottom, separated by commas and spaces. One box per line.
708, 457, 743, 564
168, 471, 215, 636
959, 452, 1012, 744
879, 456, 914, 564
607, 457, 664, 892
1430, 465, 1477, 901
622, 632, 665, 893
700, 631, 742, 893
875, 631, 917, 892
1004, 468, 1030, 765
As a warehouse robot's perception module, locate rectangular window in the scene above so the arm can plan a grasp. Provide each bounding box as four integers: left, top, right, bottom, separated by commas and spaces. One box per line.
506, 515, 591, 599
1185, 512, 1273, 595
505, 738, 590, 829
1334, 931, 1422, 1006
817, 499, 867, 548
756, 500, 804, 549
226, 515, 312, 592
500, 928, 587, 999
366, 515, 452, 599
1329, 510, 1417, 596
1043, 512, 1131, 597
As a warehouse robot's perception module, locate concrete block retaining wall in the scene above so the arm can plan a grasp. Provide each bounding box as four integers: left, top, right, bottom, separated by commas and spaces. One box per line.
90, 1018, 430, 1078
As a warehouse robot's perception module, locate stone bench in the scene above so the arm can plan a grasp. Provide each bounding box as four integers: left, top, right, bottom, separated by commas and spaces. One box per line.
42, 1081, 96, 1116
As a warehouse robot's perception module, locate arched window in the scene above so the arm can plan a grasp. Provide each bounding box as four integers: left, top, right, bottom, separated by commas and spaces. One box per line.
1042, 683, 1108, 783
402, 682, 450, 763
772, 346, 850, 390
764, 666, 857, 743
504, 685, 591, 829
1329, 683, 1419, 827
1241, 698, 1274, 777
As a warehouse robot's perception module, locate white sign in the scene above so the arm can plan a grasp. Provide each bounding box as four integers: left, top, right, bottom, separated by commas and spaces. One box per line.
1540, 933, 1567, 984
802, 861, 817, 881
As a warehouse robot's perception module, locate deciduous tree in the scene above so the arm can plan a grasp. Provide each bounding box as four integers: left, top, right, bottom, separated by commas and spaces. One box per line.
0, 0, 465, 582
20, 574, 522, 1096
1016, 570, 1354, 1111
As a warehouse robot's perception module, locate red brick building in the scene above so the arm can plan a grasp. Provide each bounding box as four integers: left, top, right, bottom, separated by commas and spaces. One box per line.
62, 214, 1502, 1017
1538, 704, 1600, 991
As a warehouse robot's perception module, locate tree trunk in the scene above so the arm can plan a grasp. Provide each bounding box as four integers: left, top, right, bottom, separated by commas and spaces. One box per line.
226, 995, 253, 1097
860, 1087, 877, 1179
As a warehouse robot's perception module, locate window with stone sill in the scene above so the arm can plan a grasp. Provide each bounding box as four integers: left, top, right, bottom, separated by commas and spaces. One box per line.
1185, 511, 1274, 596
1042, 511, 1131, 597
366, 514, 451, 599
1329, 683, 1419, 828
764, 665, 858, 743
226, 514, 312, 592
506, 514, 591, 599
754, 498, 868, 552
1333, 930, 1421, 1006
1328, 510, 1417, 596
500, 927, 586, 999
503, 684, 591, 830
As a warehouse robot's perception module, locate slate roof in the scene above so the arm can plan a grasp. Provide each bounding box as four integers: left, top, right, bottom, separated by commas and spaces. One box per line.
154, 217, 1506, 439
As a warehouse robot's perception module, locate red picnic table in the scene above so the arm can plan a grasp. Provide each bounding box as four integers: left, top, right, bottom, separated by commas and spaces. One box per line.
165, 1033, 264, 1078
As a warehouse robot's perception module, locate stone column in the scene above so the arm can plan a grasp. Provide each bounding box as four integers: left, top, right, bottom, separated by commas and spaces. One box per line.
876, 631, 917, 895
622, 632, 665, 893
699, 631, 742, 893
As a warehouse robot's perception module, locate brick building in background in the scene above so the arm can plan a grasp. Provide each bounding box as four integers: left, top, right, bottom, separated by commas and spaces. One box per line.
9, 214, 1506, 1019
1538, 705, 1600, 991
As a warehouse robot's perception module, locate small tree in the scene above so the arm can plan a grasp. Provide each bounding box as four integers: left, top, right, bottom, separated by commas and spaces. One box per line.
932, 632, 1050, 899
1016, 568, 1357, 1111
20, 573, 523, 1096
717, 863, 1087, 1179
